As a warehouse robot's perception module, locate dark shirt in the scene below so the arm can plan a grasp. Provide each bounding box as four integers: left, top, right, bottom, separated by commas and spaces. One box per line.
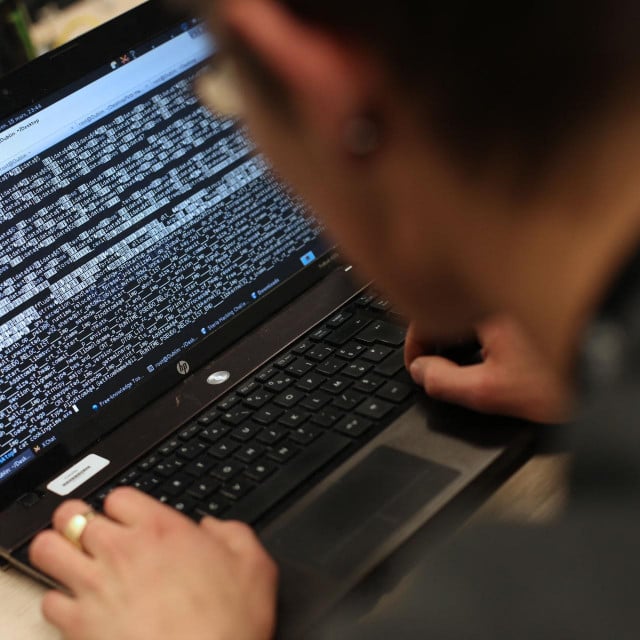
332, 254, 640, 639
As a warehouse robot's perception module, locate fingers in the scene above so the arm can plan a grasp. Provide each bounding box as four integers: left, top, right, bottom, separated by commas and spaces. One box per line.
103, 486, 185, 529
51, 499, 100, 533
30, 530, 96, 593
404, 323, 428, 370
41, 590, 81, 633
51, 499, 123, 558
410, 356, 496, 413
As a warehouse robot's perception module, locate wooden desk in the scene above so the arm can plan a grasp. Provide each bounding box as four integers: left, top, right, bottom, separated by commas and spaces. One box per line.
0, 566, 59, 640
0, 454, 568, 639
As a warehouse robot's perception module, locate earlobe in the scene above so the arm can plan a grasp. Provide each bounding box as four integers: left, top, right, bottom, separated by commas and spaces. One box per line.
343, 114, 383, 159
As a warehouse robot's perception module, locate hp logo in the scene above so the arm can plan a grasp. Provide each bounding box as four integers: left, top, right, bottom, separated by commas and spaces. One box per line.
177, 361, 190, 376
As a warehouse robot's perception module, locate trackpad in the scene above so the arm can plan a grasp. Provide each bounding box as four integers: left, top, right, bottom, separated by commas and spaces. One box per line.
267, 447, 459, 578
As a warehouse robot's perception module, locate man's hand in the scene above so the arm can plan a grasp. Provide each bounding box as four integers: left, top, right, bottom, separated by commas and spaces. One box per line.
30, 488, 278, 640
405, 316, 572, 424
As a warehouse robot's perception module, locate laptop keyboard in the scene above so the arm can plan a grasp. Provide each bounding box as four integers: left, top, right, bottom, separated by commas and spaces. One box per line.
87, 293, 415, 526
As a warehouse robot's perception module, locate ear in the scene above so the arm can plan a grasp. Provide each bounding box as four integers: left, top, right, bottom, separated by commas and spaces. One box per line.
220, 0, 381, 143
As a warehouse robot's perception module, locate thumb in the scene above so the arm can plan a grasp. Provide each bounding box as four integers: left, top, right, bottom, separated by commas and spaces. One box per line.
410, 356, 493, 413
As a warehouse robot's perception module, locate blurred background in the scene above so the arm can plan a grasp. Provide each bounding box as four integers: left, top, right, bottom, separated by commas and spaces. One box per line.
0, 0, 146, 75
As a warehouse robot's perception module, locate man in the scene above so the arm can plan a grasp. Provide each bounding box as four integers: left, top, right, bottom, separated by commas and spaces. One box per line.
29, 1, 640, 638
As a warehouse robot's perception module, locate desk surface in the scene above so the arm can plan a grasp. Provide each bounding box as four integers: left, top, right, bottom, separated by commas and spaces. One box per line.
0, 454, 568, 640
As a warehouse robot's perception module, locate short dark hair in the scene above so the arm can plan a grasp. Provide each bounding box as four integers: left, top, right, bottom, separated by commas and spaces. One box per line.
277, 1, 640, 176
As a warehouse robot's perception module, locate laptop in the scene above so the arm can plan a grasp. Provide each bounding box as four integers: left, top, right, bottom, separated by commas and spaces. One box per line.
0, 2, 533, 635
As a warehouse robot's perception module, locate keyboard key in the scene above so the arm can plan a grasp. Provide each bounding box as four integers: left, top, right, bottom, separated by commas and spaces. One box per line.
290, 424, 322, 445
198, 409, 220, 426
256, 366, 277, 383
265, 373, 295, 392
300, 391, 331, 410
138, 454, 160, 472
275, 353, 295, 369
147, 476, 163, 489
354, 375, 384, 393
221, 478, 255, 501
355, 293, 375, 307
327, 310, 352, 327
321, 377, 352, 394
307, 345, 334, 362
231, 423, 260, 442
325, 316, 370, 346
343, 361, 372, 378
184, 457, 216, 477
221, 407, 253, 426
356, 398, 394, 420
373, 349, 406, 377
310, 327, 330, 341
336, 342, 367, 360
237, 380, 259, 396
331, 389, 365, 411
286, 358, 315, 377
176, 441, 208, 460
377, 381, 413, 403
362, 345, 394, 363
236, 444, 264, 463
169, 497, 196, 515
116, 469, 139, 486
151, 490, 171, 505
268, 442, 300, 463
310, 408, 340, 428
196, 495, 229, 518
209, 439, 240, 459
187, 479, 219, 500
296, 372, 325, 391
211, 460, 245, 481
316, 357, 346, 376
244, 459, 278, 482
254, 404, 284, 424
132, 476, 160, 493
279, 410, 309, 429
178, 423, 201, 440
157, 438, 180, 457
274, 388, 305, 408
292, 340, 312, 355
161, 473, 192, 496
243, 390, 273, 409
336, 415, 373, 438
199, 424, 229, 443
371, 297, 392, 312
257, 425, 288, 445
154, 456, 185, 478
217, 395, 240, 411
357, 320, 406, 346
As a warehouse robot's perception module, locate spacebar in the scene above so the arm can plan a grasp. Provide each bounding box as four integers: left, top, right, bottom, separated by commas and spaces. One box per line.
225, 433, 351, 524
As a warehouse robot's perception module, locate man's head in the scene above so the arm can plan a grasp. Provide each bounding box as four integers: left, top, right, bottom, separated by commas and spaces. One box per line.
197, 0, 640, 349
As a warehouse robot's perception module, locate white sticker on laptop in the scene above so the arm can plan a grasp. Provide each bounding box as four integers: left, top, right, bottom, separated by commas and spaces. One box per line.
47, 454, 111, 497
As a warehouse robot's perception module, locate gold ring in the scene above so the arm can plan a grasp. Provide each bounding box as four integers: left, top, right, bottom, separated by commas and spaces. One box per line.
62, 510, 97, 550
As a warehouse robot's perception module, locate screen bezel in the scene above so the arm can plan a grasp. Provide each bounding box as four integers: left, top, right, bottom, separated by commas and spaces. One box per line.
0, 0, 338, 508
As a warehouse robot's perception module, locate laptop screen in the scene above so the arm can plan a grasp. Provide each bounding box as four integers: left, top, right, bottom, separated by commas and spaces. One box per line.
0, 21, 326, 486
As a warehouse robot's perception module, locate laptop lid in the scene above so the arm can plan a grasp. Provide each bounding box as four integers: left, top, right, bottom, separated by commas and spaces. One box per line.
0, 2, 334, 510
